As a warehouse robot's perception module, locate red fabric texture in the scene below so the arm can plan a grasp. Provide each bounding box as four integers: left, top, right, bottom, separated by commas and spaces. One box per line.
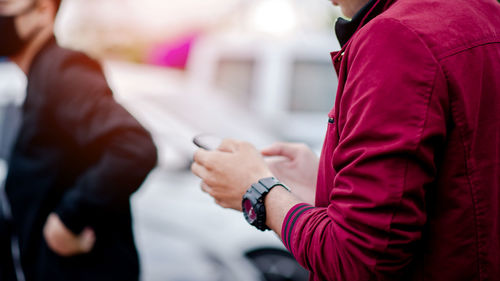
281, 0, 500, 280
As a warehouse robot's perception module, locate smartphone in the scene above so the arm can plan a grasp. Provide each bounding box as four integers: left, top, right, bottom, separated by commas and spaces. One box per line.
192, 134, 222, 151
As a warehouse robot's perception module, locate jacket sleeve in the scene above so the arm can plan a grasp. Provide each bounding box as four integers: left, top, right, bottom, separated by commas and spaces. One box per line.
281, 19, 449, 280
50, 54, 158, 234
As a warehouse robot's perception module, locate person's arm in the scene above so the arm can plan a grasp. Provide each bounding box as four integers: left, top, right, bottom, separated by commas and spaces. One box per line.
192, 18, 448, 280
278, 19, 448, 279
49, 54, 157, 235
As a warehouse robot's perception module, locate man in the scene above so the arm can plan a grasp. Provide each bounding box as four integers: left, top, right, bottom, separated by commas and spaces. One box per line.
0, 60, 27, 281
0, 0, 157, 280
192, 0, 500, 280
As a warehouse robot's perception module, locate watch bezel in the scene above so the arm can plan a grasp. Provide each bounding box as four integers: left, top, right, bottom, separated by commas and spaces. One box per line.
242, 197, 257, 223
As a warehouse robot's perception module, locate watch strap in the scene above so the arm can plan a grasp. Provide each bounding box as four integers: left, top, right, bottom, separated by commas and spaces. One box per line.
258, 177, 290, 192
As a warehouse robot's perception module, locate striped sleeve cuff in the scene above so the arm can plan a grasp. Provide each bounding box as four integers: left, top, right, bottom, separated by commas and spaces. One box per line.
281, 203, 315, 255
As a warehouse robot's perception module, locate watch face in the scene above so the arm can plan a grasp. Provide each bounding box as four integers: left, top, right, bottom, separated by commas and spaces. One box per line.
243, 199, 257, 223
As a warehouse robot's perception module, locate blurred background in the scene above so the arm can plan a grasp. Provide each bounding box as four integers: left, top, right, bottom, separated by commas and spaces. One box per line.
1, 0, 343, 280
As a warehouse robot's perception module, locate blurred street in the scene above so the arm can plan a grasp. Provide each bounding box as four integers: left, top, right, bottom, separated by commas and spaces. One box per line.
104, 60, 310, 281
1, 0, 342, 280
132, 170, 268, 281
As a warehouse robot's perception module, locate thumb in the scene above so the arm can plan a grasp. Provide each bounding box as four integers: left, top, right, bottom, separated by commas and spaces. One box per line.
78, 227, 96, 254
261, 142, 298, 159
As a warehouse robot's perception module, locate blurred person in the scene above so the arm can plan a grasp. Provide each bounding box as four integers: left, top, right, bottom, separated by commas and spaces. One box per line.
0, 60, 26, 281
192, 0, 500, 280
0, 0, 157, 280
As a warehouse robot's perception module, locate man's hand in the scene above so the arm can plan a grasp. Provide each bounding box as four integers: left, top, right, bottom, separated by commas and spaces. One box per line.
43, 213, 95, 257
261, 142, 318, 205
191, 139, 273, 211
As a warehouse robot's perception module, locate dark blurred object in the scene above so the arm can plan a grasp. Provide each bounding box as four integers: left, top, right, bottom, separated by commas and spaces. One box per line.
193, 134, 223, 151
246, 248, 309, 281
0, 205, 16, 281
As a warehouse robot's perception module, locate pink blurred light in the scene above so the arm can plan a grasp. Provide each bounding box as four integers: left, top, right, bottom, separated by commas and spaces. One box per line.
147, 32, 200, 69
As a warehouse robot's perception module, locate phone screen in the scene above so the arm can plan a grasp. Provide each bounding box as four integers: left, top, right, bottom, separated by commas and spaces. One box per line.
193, 134, 222, 151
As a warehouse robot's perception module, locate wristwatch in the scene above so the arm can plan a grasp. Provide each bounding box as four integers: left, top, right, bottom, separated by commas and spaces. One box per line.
242, 177, 289, 231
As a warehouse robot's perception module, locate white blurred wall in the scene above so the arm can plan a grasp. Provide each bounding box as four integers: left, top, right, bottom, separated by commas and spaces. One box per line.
54, 0, 342, 58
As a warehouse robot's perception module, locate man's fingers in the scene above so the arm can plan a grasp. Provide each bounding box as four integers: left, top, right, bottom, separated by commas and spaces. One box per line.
43, 216, 95, 256
78, 227, 96, 254
200, 182, 213, 194
194, 149, 230, 170
193, 162, 221, 187
193, 149, 213, 168
191, 161, 210, 179
218, 138, 238, 152
261, 144, 280, 156
261, 142, 299, 159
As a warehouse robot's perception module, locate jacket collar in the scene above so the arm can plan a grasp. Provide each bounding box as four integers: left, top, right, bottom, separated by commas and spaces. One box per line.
334, 0, 397, 47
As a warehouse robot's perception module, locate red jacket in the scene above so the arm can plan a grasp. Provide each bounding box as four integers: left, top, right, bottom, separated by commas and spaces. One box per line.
281, 0, 500, 280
